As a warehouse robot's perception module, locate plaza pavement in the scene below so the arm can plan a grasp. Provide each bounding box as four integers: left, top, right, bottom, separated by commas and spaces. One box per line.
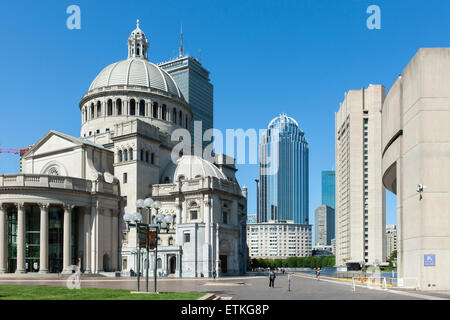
0, 272, 448, 300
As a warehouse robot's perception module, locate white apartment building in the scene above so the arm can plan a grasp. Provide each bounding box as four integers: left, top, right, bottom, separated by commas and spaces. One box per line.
385, 225, 397, 260
247, 222, 312, 258
335, 85, 386, 266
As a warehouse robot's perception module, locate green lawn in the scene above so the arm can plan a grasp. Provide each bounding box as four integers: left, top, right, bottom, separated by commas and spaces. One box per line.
0, 285, 205, 300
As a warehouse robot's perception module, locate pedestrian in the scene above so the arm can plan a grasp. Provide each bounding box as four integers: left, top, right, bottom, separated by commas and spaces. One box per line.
269, 269, 276, 288
212, 268, 217, 280
315, 267, 321, 280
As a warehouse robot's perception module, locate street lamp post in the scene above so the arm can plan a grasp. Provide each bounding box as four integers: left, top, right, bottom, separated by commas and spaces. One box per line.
123, 212, 143, 292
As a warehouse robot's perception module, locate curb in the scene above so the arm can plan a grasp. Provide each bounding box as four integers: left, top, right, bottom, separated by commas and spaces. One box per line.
198, 293, 217, 300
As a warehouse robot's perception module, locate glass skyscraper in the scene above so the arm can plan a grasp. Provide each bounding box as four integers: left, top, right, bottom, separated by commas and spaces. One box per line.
159, 56, 213, 149
258, 114, 309, 224
321, 170, 335, 209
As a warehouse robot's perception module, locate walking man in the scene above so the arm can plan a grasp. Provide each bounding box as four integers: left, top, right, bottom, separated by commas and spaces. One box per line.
269, 269, 276, 288
212, 268, 217, 280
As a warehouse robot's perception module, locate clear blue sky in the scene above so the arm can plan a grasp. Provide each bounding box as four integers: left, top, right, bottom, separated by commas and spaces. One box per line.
1, 0, 450, 229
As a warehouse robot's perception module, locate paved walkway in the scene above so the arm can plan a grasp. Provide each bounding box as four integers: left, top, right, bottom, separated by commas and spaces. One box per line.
0, 273, 448, 300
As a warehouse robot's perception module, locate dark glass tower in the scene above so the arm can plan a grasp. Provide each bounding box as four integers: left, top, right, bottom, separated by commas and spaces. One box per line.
321, 170, 335, 209
258, 114, 309, 224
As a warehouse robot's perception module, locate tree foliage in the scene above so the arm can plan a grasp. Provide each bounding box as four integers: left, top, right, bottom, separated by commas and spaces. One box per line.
250, 256, 335, 269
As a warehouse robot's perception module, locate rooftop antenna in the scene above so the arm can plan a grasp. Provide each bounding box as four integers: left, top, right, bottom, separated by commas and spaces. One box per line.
179, 23, 184, 58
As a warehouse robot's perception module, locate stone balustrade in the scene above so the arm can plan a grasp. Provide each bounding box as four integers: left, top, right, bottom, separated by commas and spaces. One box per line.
0, 174, 118, 196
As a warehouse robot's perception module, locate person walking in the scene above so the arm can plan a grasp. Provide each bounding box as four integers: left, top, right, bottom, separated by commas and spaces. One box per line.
315, 267, 321, 280
269, 269, 276, 288
212, 269, 217, 280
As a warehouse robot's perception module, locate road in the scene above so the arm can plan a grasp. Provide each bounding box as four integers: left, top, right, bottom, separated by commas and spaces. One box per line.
1, 272, 447, 300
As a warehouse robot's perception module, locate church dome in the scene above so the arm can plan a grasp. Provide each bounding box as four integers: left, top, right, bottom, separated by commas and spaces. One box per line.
88, 58, 183, 98
161, 155, 226, 183
87, 20, 183, 100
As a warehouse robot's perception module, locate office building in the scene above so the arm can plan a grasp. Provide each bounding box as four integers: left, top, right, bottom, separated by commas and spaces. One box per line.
385, 225, 397, 260
314, 205, 335, 246
321, 171, 335, 209
335, 85, 386, 266
258, 114, 309, 224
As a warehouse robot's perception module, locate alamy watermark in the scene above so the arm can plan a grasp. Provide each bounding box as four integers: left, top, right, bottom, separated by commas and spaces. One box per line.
366, 5, 381, 30
66, 5, 81, 30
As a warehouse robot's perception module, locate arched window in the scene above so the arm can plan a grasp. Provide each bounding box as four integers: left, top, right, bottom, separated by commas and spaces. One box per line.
140, 149, 144, 161
97, 101, 101, 117
84, 107, 87, 122
157, 257, 162, 268
129, 148, 133, 160
90, 103, 94, 119
179, 111, 182, 125
124, 149, 128, 161
173, 108, 177, 124
116, 99, 122, 115
145, 151, 149, 163
168, 237, 174, 246
130, 99, 136, 116
118, 150, 123, 162
162, 104, 167, 120
107, 100, 113, 116
164, 176, 170, 183
139, 100, 145, 116
152, 102, 158, 118
151, 153, 155, 164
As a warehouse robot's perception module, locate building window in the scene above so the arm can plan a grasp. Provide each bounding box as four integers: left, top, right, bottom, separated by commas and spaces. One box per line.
153, 102, 158, 118
130, 99, 136, 116
139, 100, 145, 116
145, 151, 149, 163
184, 233, 190, 243
118, 150, 123, 162
116, 99, 122, 115
124, 149, 128, 161
140, 149, 144, 161
173, 108, 177, 124
97, 101, 101, 117
123, 173, 127, 183
162, 104, 167, 120
129, 148, 133, 160
190, 211, 198, 220
222, 212, 228, 224
151, 153, 155, 164
107, 99, 113, 116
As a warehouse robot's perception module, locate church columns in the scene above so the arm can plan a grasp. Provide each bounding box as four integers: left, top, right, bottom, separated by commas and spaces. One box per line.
62, 204, 73, 274
16, 203, 26, 273
0, 203, 7, 273
84, 208, 91, 273
39, 203, 49, 274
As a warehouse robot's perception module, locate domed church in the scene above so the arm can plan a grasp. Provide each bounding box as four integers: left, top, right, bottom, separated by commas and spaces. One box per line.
0, 22, 248, 277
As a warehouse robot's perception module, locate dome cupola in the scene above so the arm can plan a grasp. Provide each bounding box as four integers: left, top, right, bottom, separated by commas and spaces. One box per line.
128, 19, 149, 59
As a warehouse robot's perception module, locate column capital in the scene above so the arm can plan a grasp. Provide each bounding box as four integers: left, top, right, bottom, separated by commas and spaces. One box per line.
16, 202, 25, 211
63, 203, 75, 211
38, 203, 50, 211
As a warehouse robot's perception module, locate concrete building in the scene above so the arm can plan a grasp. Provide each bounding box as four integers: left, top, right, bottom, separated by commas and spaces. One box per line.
0, 22, 247, 277
331, 238, 336, 255
247, 214, 257, 224
258, 114, 309, 224
312, 244, 334, 256
382, 48, 450, 290
314, 205, 335, 246
385, 225, 397, 260
247, 222, 312, 258
159, 56, 213, 150
335, 85, 386, 266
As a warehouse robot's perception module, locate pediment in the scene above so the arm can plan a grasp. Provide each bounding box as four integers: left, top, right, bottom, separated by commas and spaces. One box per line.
25, 131, 81, 158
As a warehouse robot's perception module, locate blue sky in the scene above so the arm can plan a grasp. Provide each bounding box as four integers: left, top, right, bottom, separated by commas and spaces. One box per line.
1, 0, 450, 229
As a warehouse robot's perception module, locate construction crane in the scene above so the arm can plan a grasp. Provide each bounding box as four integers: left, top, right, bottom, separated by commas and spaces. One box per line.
0, 148, 29, 156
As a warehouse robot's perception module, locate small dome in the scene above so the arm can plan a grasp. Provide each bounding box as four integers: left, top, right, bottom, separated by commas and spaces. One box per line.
161, 155, 226, 183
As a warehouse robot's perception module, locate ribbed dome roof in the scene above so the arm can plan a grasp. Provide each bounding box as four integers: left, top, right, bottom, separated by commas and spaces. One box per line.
161, 155, 226, 183
88, 58, 183, 99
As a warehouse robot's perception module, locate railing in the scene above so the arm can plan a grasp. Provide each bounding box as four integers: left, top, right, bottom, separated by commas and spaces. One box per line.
0, 174, 118, 196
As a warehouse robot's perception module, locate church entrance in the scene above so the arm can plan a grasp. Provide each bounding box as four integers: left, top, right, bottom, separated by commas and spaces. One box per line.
169, 256, 176, 274
220, 255, 228, 274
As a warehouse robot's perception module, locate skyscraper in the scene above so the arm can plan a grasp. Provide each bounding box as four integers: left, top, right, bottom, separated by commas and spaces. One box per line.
321, 170, 335, 209
314, 205, 335, 246
159, 56, 213, 149
258, 114, 309, 224
335, 85, 386, 265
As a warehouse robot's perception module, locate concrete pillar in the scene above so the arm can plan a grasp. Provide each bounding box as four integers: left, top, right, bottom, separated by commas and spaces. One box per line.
112, 210, 118, 271
84, 208, 91, 273
0, 203, 7, 273
16, 203, 26, 274
62, 204, 73, 273
39, 203, 49, 274
215, 223, 220, 276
